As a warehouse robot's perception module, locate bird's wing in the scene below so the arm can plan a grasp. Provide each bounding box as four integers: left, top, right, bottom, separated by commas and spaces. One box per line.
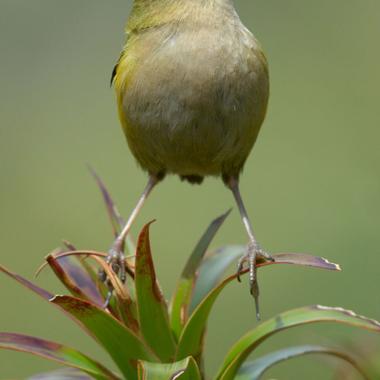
110, 62, 119, 87
110, 51, 124, 87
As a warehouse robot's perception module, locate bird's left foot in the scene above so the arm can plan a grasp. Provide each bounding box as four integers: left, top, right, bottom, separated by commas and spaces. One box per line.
237, 242, 274, 320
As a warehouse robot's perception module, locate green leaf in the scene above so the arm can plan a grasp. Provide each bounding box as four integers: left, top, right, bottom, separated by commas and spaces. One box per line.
0, 332, 119, 380
170, 210, 231, 339
190, 245, 245, 313
176, 252, 340, 363
138, 357, 201, 380
135, 222, 177, 361
51, 295, 157, 380
216, 306, 380, 380
176, 272, 232, 363
235, 345, 369, 380
29, 368, 92, 380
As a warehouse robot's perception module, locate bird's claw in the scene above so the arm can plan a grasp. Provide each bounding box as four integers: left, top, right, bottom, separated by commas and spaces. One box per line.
236, 242, 273, 280
236, 242, 274, 320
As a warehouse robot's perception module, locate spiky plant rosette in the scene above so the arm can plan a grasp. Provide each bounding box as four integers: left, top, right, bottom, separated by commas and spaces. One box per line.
1, 172, 380, 380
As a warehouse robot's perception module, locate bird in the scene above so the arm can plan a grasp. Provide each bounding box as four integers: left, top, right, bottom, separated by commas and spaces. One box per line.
102, 0, 273, 319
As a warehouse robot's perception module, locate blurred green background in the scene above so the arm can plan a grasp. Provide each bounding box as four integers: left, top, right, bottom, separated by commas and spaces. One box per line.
1, 0, 379, 378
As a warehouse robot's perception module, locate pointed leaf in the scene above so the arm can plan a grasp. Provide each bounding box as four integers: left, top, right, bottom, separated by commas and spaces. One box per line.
216, 306, 380, 380
51, 295, 157, 380
138, 357, 201, 380
135, 222, 176, 361
37, 250, 122, 320
190, 251, 340, 316
176, 252, 340, 363
0, 333, 118, 380
235, 345, 369, 380
89, 166, 125, 237
38, 249, 136, 326
176, 272, 233, 362
0, 264, 112, 336
61, 241, 108, 302
47, 252, 104, 306
89, 167, 137, 270
1, 264, 53, 300
0, 264, 137, 365
265, 253, 341, 271
190, 245, 245, 313
29, 368, 93, 380
73, 254, 122, 318
170, 210, 231, 338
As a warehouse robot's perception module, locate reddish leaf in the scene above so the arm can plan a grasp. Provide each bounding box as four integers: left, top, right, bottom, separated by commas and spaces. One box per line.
1, 264, 53, 300
135, 222, 177, 361
0, 264, 120, 350
51, 295, 156, 380
47, 252, 104, 306
261, 253, 341, 271
36, 250, 134, 325
88, 166, 124, 238
62, 241, 104, 292
0, 333, 119, 380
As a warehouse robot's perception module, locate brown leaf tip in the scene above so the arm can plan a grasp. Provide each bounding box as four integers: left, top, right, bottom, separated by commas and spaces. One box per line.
49, 295, 97, 317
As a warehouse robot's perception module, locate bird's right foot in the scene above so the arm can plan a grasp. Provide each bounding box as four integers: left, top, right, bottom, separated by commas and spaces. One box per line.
98, 240, 126, 308
237, 241, 274, 320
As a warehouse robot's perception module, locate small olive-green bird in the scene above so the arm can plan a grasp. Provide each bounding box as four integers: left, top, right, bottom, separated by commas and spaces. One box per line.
104, 0, 273, 318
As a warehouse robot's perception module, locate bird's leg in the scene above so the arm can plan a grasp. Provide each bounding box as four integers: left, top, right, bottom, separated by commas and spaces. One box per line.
226, 177, 274, 320
99, 175, 159, 304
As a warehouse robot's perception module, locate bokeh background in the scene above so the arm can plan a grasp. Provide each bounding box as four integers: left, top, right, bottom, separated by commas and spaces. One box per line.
1, 0, 379, 378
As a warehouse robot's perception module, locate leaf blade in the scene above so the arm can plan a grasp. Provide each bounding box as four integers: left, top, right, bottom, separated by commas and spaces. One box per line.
190, 250, 341, 315
170, 210, 231, 338
135, 222, 177, 361
29, 368, 93, 380
0, 332, 118, 380
88, 166, 125, 238
51, 295, 157, 380
217, 306, 380, 380
0, 264, 53, 300
235, 345, 369, 380
138, 357, 201, 380
176, 252, 341, 363
47, 252, 104, 306
190, 245, 245, 313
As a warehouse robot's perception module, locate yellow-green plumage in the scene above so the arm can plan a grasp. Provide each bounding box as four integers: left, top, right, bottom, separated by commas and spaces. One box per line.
113, 0, 269, 184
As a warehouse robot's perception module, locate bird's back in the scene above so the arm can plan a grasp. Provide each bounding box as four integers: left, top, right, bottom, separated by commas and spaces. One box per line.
114, 0, 269, 182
